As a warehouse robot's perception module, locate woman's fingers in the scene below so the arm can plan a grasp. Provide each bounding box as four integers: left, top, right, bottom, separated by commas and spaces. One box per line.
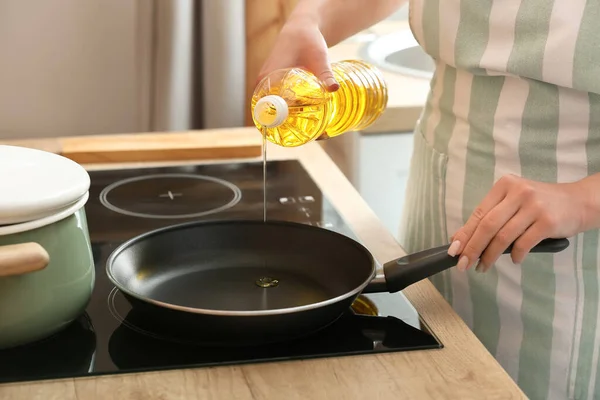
449, 176, 513, 257
476, 209, 536, 272
456, 196, 523, 271
447, 175, 581, 273
509, 221, 549, 264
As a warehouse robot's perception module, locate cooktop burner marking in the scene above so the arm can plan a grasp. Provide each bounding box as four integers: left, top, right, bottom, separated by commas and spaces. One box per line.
99, 173, 242, 219
107, 287, 183, 344
158, 191, 182, 200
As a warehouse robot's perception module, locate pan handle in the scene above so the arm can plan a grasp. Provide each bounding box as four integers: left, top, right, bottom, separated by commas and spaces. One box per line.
367, 237, 570, 294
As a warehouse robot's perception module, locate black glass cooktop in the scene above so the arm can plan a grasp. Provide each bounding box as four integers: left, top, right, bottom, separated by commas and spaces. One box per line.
0, 159, 441, 385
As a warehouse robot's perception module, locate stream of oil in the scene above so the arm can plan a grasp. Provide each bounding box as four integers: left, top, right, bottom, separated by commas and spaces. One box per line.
260, 128, 273, 294
262, 127, 267, 222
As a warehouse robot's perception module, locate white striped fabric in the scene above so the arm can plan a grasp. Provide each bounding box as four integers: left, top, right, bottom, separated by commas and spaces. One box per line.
399, 0, 600, 399
445, 69, 473, 327
490, 77, 529, 382
553, 88, 590, 399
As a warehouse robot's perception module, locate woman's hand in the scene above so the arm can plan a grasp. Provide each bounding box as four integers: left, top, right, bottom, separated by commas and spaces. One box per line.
448, 174, 592, 272
256, 16, 340, 92
256, 0, 407, 91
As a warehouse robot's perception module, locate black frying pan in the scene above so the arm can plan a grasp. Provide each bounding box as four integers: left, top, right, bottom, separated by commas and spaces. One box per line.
106, 219, 569, 346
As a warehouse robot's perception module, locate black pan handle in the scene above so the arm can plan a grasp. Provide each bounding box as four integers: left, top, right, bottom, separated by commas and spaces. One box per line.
380, 237, 570, 293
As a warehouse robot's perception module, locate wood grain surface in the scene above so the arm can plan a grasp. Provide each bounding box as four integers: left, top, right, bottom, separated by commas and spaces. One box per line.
0, 128, 263, 163
0, 127, 525, 399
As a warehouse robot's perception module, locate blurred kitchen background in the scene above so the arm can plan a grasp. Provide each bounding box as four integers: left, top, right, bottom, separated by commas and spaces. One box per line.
0, 0, 431, 238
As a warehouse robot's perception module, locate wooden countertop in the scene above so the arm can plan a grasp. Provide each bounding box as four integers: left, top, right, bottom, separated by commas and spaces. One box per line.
0, 128, 524, 399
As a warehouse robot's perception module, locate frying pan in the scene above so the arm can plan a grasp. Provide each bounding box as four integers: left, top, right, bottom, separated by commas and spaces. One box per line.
106, 219, 569, 346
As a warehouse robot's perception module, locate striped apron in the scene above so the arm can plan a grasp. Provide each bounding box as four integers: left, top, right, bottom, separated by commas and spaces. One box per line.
399, 1, 600, 399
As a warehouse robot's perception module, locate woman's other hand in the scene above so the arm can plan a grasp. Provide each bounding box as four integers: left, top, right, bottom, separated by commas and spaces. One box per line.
448, 174, 597, 272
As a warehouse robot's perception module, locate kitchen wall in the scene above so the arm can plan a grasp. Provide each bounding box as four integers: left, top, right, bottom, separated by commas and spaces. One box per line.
0, 0, 206, 140
0, 0, 152, 139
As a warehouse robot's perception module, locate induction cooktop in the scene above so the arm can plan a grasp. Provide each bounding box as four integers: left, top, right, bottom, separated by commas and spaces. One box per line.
0, 159, 441, 385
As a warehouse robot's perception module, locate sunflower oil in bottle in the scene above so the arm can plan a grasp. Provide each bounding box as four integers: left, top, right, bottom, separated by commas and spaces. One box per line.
251, 59, 388, 147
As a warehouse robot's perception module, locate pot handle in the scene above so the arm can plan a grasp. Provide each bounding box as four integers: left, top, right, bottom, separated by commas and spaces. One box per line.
380, 238, 570, 293
0, 242, 50, 277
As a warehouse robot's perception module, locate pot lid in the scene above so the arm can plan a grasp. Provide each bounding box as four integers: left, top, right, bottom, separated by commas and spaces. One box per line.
0, 145, 90, 225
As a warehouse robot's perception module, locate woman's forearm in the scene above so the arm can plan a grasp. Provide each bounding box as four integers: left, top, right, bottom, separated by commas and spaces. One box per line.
288, 0, 408, 47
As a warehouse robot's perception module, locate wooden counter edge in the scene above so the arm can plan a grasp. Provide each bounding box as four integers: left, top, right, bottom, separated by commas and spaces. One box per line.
0, 128, 263, 163
0, 127, 525, 400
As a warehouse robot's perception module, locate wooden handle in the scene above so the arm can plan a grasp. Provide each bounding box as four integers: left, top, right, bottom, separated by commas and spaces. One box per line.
0, 242, 50, 277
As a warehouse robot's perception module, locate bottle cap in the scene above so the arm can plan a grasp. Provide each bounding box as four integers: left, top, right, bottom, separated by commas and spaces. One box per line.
253, 95, 289, 128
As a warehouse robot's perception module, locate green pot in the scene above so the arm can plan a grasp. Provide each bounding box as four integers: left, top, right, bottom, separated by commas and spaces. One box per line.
0, 144, 94, 350
0, 193, 95, 349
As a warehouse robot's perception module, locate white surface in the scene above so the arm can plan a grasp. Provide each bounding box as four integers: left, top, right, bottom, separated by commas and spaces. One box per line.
356, 132, 415, 238
0, 145, 90, 225
360, 30, 434, 79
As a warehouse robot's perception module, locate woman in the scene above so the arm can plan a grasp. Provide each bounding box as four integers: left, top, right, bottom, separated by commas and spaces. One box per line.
258, 0, 600, 399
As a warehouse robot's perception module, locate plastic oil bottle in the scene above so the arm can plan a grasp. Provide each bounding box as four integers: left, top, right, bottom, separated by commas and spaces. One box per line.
251, 59, 388, 147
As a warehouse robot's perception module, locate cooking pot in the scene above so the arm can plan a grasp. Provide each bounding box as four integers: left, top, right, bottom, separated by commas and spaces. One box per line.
0, 145, 95, 349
